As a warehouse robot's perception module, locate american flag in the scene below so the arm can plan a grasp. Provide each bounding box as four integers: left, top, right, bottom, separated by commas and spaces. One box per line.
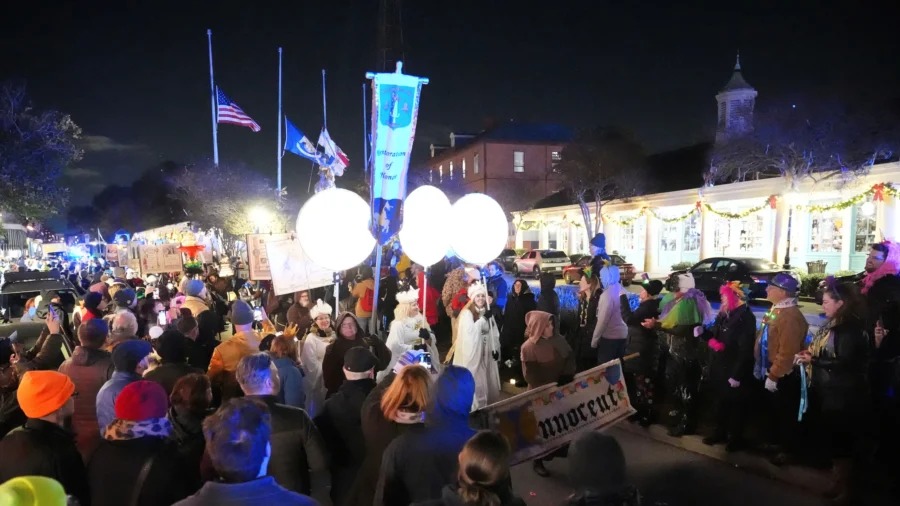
216, 87, 261, 132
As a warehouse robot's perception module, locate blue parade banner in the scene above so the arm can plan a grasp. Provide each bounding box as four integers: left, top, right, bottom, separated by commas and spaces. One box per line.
366, 62, 429, 244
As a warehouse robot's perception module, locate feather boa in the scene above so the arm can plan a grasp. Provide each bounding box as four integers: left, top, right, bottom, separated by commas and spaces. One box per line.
658, 289, 715, 328
861, 240, 900, 294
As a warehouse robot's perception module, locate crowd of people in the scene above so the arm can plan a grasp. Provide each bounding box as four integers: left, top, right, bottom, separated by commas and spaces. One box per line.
0, 233, 898, 505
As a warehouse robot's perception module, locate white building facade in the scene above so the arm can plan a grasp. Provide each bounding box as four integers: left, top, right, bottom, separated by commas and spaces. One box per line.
513, 162, 900, 276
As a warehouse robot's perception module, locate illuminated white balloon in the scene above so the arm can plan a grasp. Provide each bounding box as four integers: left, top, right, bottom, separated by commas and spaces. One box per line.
449, 193, 508, 265
296, 188, 375, 271
398, 185, 452, 267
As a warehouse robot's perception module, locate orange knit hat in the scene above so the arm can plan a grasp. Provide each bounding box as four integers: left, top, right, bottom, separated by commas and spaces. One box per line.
16, 371, 75, 419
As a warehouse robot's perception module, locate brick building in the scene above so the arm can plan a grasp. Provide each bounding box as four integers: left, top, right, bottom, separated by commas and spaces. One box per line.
422, 123, 573, 212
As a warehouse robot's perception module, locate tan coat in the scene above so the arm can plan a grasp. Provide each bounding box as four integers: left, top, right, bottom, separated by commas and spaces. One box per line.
754, 304, 808, 381
181, 295, 209, 318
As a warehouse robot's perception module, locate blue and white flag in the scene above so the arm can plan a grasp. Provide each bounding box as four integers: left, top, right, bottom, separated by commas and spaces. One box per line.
284, 117, 326, 164
367, 63, 428, 244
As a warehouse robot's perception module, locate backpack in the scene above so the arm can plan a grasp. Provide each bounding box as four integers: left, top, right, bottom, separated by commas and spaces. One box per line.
360, 286, 374, 313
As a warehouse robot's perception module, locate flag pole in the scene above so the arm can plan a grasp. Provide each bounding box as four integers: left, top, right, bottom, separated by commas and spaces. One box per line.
362, 82, 368, 178
207, 29, 219, 167
277, 47, 283, 195
322, 69, 327, 129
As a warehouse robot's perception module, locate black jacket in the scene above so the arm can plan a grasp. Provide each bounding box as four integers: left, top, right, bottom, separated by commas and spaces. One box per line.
0, 418, 90, 505
245, 395, 331, 505
500, 282, 536, 349
864, 274, 900, 362
185, 333, 217, 372
143, 361, 204, 396
88, 435, 196, 506
15, 331, 73, 374
621, 296, 660, 373
811, 317, 870, 412
314, 378, 375, 506
376, 416, 477, 506
413, 482, 526, 506
701, 304, 758, 384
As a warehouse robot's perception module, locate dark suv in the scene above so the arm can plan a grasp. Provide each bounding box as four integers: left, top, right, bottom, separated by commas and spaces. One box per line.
0, 270, 80, 349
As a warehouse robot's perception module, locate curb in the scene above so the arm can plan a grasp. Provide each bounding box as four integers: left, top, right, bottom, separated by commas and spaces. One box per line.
616, 422, 830, 494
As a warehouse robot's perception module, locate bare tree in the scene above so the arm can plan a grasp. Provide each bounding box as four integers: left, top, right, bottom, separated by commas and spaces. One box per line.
707, 99, 897, 188
555, 127, 646, 235
171, 162, 294, 254
0, 81, 82, 220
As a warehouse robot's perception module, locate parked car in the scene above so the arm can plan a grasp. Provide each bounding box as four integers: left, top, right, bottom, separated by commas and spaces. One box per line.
496, 248, 519, 272
666, 257, 799, 300
0, 270, 81, 350
513, 250, 571, 279
562, 254, 636, 286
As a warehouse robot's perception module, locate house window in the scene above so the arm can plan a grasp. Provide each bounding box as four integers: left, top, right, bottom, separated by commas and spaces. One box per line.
513, 151, 524, 173
683, 212, 700, 252
449, 161, 454, 180
474, 153, 480, 174
439, 165, 443, 183
809, 204, 843, 253
462, 158, 466, 179
548, 226, 558, 250
660, 222, 678, 252
713, 219, 731, 252
619, 221, 635, 251
855, 201, 876, 253
551, 151, 561, 164
738, 215, 765, 252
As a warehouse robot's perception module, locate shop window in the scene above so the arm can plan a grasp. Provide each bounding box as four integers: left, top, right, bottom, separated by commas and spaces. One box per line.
660, 222, 678, 252
854, 202, 876, 253
809, 205, 843, 253
548, 227, 558, 250
683, 212, 700, 252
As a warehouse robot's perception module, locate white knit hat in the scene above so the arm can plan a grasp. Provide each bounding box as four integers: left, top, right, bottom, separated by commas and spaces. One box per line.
395, 288, 418, 305
677, 272, 695, 292
467, 281, 488, 299
309, 299, 333, 319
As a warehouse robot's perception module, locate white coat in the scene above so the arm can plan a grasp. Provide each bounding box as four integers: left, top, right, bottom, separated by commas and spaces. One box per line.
379, 314, 441, 382
300, 330, 334, 417
452, 305, 501, 410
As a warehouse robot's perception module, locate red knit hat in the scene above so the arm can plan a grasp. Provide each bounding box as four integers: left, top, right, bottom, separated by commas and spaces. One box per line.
114, 380, 168, 421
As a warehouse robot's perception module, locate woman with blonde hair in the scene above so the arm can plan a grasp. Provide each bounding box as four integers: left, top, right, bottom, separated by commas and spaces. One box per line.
416, 430, 525, 506
352, 364, 432, 506
381, 287, 441, 381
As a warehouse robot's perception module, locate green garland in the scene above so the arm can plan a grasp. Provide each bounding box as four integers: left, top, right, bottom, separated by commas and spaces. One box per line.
703, 199, 771, 219
797, 186, 875, 213
645, 207, 697, 223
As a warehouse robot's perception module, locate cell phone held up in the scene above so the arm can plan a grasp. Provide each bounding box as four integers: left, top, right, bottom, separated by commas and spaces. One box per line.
253, 307, 263, 322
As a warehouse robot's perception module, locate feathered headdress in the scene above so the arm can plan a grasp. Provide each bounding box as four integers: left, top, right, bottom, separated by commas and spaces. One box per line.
310, 299, 333, 320
395, 287, 419, 305
467, 281, 488, 299
719, 281, 749, 312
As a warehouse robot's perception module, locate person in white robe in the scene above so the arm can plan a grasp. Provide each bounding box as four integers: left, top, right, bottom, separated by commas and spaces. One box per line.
452, 281, 501, 410
379, 288, 441, 382
299, 299, 334, 417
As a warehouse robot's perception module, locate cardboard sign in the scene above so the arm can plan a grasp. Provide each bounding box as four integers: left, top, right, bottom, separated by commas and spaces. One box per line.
478, 360, 634, 465
117, 246, 129, 267
247, 233, 290, 280
128, 243, 142, 273
104, 246, 119, 264
264, 238, 333, 296
138, 244, 184, 275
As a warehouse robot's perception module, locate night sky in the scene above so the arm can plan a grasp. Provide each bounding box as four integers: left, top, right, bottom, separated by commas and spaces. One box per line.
3, 1, 898, 211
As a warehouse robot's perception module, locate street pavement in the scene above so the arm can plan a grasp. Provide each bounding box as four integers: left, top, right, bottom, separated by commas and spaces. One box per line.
511, 427, 825, 506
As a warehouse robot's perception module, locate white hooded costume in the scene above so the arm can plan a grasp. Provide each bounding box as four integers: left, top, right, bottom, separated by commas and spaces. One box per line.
379, 288, 441, 382
452, 281, 501, 410
300, 299, 334, 417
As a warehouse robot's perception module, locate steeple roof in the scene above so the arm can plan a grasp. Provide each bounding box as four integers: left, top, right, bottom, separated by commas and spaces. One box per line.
721, 52, 754, 92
